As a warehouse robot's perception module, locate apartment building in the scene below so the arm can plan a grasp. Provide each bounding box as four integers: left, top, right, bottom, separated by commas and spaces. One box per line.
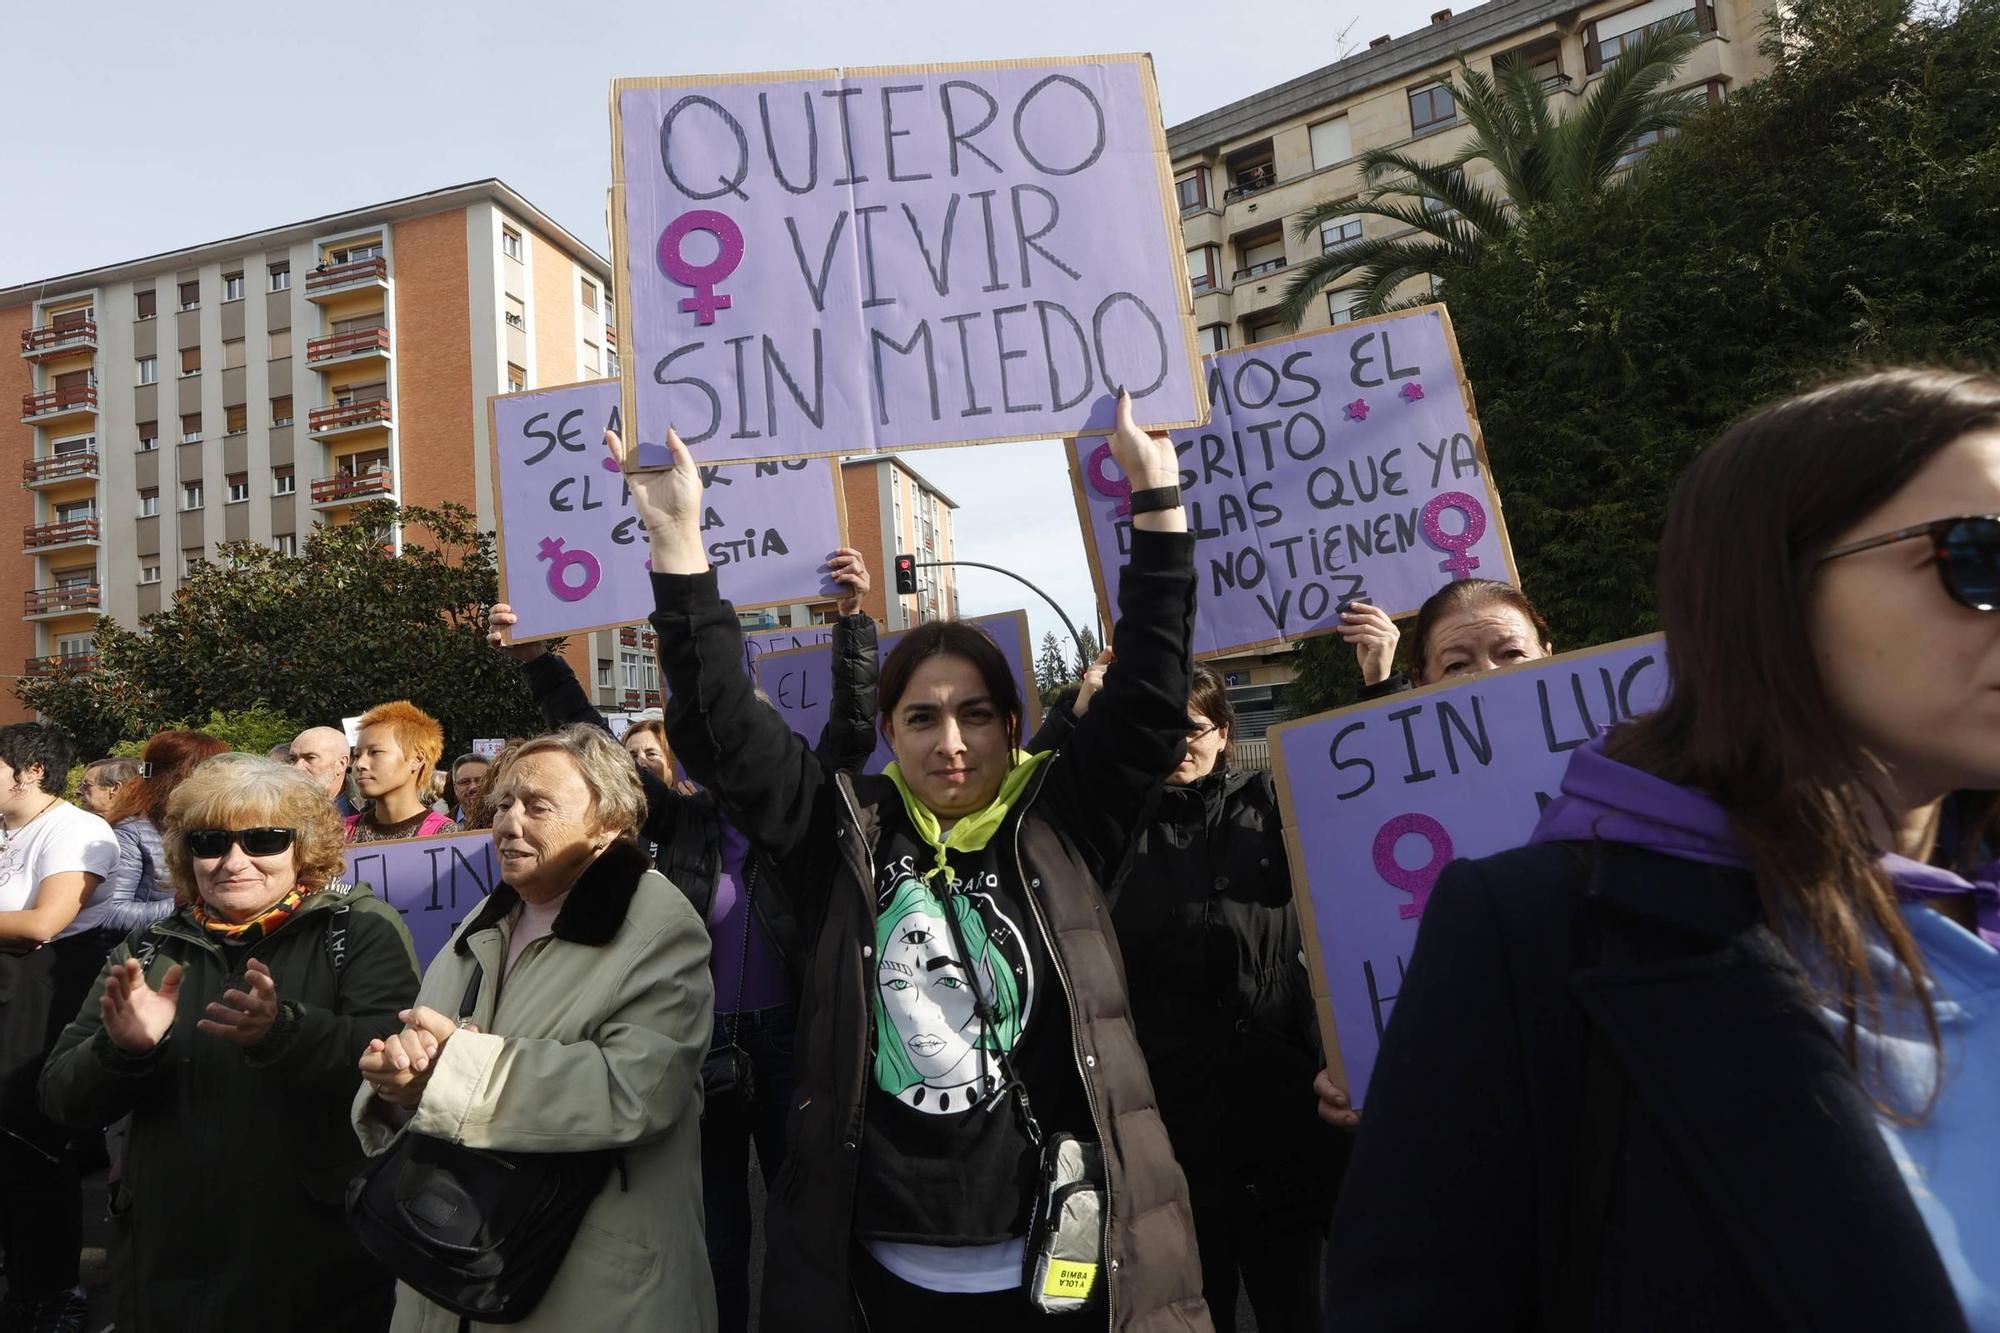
0, 179, 628, 722
841, 458, 960, 632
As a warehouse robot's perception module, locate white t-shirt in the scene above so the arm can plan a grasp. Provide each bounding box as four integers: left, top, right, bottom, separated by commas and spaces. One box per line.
0, 800, 119, 933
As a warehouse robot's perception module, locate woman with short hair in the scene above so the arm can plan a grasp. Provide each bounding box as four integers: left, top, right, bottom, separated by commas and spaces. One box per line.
354, 724, 715, 1332
40, 756, 420, 1331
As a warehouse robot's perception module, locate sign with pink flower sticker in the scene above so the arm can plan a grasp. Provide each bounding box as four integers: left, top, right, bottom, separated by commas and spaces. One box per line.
1066, 304, 1517, 659
1269, 634, 1668, 1106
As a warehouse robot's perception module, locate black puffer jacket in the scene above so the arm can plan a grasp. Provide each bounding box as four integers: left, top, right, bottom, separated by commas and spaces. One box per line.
519, 613, 878, 981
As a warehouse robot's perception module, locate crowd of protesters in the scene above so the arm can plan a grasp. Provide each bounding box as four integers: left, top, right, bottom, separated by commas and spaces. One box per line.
0, 366, 1992, 1332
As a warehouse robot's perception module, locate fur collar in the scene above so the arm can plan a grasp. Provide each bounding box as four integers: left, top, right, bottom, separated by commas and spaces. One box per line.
454, 837, 653, 953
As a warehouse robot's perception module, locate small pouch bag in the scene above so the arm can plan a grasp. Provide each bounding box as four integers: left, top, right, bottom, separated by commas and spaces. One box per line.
1022, 1132, 1108, 1315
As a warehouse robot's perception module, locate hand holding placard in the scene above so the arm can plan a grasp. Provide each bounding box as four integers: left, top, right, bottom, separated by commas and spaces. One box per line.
1107, 391, 1186, 535
607, 426, 707, 574
828, 547, 870, 616
486, 604, 549, 663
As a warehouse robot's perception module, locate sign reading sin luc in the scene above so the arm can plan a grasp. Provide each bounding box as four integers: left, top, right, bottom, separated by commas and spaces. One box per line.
490, 379, 844, 641
1069, 306, 1517, 659
610, 56, 1207, 464
1269, 636, 1668, 1108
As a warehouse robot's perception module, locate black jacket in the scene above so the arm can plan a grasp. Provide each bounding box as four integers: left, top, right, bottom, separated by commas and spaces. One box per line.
656, 528, 1212, 1333
519, 615, 878, 983
1321, 840, 1967, 1332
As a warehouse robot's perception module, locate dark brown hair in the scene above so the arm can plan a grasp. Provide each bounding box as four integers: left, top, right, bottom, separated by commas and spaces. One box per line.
1188, 666, 1235, 767
1409, 579, 1553, 683
878, 620, 1023, 755
1606, 367, 2000, 1110
108, 730, 229, 826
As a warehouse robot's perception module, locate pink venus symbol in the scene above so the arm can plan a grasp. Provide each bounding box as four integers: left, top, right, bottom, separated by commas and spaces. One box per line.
1400, 382, 1426, 402
1343, 399, 1370, 422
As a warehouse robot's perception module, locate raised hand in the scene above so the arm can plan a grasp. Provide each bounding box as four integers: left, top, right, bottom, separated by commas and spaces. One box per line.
198, 956, 280, 1049
1104, 391, 1186, 534
486, 603, 549, 662
1072, 648, 1114, 719
606, 427, 707, 575
101, 958, 184, 1054
1337, 602, 1402, 686
827, 547, 871, 617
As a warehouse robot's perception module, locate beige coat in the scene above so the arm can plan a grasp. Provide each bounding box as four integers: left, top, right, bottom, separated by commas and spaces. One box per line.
353, 840, 715, 1332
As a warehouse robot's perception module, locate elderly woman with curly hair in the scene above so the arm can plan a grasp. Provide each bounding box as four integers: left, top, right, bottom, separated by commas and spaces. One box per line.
40, 755, 421, 1332
354, 724, 715, 1332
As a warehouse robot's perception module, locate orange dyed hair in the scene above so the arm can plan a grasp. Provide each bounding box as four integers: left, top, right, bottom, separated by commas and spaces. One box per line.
357, 699, 446, 785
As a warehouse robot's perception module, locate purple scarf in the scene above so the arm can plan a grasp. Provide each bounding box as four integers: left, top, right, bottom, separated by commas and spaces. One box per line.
1531, 737, 2000, 949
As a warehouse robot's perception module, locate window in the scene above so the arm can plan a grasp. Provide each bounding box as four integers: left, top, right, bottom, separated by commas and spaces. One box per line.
138, 421, 159, 451
182, 547, 204, 576
272, 534, 297, 557
1424, 167, 1466, 219
1199, 324, 1229, 355
271, 395, 293, 427
138, 488, 160, 517
52, 433, 93, 457
226, 473, 249, 504
1327, 289, 1365, 324
223, 272, 245, 302
56, 633, 95, 659
584, 340, 600, 373
597, 659, 614, 689
507, 362, 526, 393
1409, 82, 1457, 133
501, 228, 523, 261
619, 650, 657, 692
269, 328, 292, 360
54, 566, 94, 591
222, 338, 245, 370
140, 563, 161, 585
580, 279, 598, 311
329, 241, 383, 265
505, 296, 526, 330
1309, 116, 1354, 169
135, 289, 156, 320
182, 482, 204, 510
1592, 0, 1701, 69
272, 465, 296, 495
1235, 232, 1287, 279
180, 347, 201, 377
1174, 167, 1209, 212
1320, 213, 1365, 252
55, 499, 95, 524
603, 292, 615, 326
181, 413, 202, 444
605, 349, 620, 377
178, 280, 200, 311
1615, 126, 1675, 169
137, 356, 157, 385
269, 261, 291, 291
1186, 246, 1219, 295
1243, 313, 1285, 345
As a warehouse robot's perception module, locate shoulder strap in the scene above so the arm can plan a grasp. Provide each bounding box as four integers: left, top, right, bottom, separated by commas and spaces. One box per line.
458, 961, 484, 1022
935, 879, 1043, 1147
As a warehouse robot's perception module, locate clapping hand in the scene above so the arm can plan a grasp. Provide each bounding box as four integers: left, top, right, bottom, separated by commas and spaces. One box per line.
101, 958, 184, 1054
198, 957, 280, 1048
359, 1006, 466, 1110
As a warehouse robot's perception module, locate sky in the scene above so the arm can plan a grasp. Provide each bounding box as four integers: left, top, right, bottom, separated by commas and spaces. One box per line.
0, 0, 1446, 651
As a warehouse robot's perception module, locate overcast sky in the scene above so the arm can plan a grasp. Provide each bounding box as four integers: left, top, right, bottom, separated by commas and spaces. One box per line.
1, 0, 1444, 650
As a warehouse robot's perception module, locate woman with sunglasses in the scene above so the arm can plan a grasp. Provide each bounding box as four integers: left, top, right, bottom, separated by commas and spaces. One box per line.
1031, 664, 1343, 1330
1321, 369, 2000, 1331
40, 756, 420, 1332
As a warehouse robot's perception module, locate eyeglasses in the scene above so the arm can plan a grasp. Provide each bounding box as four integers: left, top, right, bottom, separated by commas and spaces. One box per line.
1186, 723, 1217, 744
1818, 515, 2000, 612
185, 827, 297, 859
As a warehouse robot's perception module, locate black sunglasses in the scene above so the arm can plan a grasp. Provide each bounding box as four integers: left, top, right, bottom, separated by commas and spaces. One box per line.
186, 827, 297, 858
1818, 515, 2000, 612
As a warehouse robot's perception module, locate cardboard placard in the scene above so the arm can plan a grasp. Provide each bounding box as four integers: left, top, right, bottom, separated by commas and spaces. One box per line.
749, 610, 1038, 772
470, 739, 505, 759
609, 55, 1206, 464
490, 378, 847, 641
1068, 306, 1517, 660
741, 623, 838, 672
1269, 636, 1668, 1107
343, 830, 498, 967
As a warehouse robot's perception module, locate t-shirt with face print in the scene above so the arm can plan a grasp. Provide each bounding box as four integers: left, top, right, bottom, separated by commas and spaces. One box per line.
852, 825, 1090, 1247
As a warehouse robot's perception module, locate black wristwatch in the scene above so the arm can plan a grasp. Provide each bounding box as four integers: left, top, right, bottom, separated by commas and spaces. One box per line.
1129, 485, 1182, 515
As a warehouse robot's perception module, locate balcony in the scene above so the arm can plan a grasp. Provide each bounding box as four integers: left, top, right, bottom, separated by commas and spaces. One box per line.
307, 398, 392, 438
23, 518, 100, 552
305, 256, 389, 301
20, 385, 97, 425
1233, 257, 1290, 281
1223, 165, 1277, 203
24, 653, 96, 677
311, 468, 395, 506
21, 320, 97, 363
23, 452, 100, 487
25, 585, 101, 618
306, 326, 391, 371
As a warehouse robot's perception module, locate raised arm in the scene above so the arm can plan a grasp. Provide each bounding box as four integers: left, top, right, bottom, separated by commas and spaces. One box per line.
816, 554, 881, 773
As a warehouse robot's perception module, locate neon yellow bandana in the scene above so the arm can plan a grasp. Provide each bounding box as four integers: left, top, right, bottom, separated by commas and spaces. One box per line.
883, 750, 1052, 884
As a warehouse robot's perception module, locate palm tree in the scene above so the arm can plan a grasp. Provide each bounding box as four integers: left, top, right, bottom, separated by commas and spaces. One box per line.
1278, 12, 1709, 325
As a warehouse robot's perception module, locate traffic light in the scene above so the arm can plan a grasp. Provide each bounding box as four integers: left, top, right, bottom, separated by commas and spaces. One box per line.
894, 553, 918, 595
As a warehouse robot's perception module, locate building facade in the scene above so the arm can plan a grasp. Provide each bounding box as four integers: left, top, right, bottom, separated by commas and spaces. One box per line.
841, 457, 960, 632
0, 179, 631, 722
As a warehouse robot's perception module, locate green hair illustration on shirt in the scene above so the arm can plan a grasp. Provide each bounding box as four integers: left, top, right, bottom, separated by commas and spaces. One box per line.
871, 874, 1027, 1114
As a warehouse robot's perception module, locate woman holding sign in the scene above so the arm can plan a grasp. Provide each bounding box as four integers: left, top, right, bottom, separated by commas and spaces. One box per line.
627, 395, 1211, 1332
1322, 368, 2000, 1330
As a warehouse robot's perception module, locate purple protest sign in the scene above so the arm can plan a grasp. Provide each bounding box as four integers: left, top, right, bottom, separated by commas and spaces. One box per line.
750, 611, 1038, 772
1269, 636, 1668, 1107
740, 623, 836, 673
609, 57, 1207, 465
344, 830, 497, 968
490, 379, 846, 641
1068, 306, 1517, 659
